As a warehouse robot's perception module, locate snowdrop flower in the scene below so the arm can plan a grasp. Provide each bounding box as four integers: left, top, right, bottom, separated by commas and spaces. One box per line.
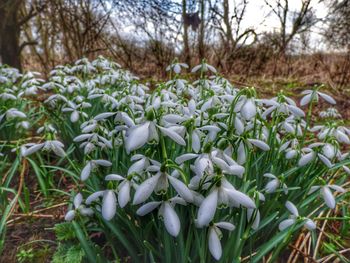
196, 182, 255, 227
166, 62, 188, 74
317, 153, 333, 168
85, 190, 117, 220
0, 92, 16, 100
279, 201, 316, 231
22, 140, 65, 157
298, 149, 315, 166
132, 167, 193, 205
262, 98, 305, 118
343, 165, 350, 175
247, 208, 261, 230
208, 222, 235, 260
0, 108, 26, 122
319, 108, 341, 119
300, 90, 336, 106
322, 143, 337, 159
264, 173, 288, 194
240, 98, 257, 120
247, 139, 270, 151
125, 121, 158, 153
158, 125, 186, 146
191, 63, 217, 74
36, 124, 57, 134
105, 173, 136, 208
81, 159, 112, 181
62, 101, 90, 122
73, 132, 112, 152
136, 197, 186, 237
65, 193, 94, 221
16, 121, 30, 130
42, 140, 66, 157
308, 184, 346, 209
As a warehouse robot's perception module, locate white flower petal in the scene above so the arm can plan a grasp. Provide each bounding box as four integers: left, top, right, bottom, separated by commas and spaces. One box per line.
105, 174, 125, 181
94, 159, 112, 166
318, 92, 336, 105
125, 122, 150, 153
215, 222, 235, 231
308, 185, 321, 195
279, 218, 296, 231
321, 186, 335, 209
241, 99, 256, 120
128, 158, 147, 175
328, 184, 345, 193
318, 154, 333, 168
136, 201, 161, 216
159, 126, 186, 146
175, 153, 198, 164
168, 176, 193, 203
74, 193, 83, 209
71, 111, 79, 122
226, 189, 256, 209
237, 141, 246, 164
228, 165, 245, 178
197, 189, 218, 227
162, 202, 180, 237
285, 201, 299, 216
234, 117, 245, 135
304, 219, 316, 230
208, 227, 222, 260
102, 190, 117, 220
133, 174, 160, 205
65, 210, 75, 221
118, 181, 131, 208
22, 143, 44, 157
86, 191, 104, 205
192, 130, 201, 153
265, 179, 279, 194
81, 162, 92, 181
94, 112, 116, 121
248, 139, 270, 151
300, 93, 312, 106
247, 209, 260, 230
298, 152, 315, 166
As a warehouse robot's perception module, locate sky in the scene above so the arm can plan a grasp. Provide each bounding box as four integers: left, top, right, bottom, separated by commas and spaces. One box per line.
237, 0, 329, 50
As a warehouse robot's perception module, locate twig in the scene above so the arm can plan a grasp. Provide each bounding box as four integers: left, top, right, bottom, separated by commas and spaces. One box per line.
318, 248, 350, 263
287, 233, 304, 263
6, 159, 27, 221
241, 252, 257, 262
313, 210, 332, 259
6, 202, 67, 225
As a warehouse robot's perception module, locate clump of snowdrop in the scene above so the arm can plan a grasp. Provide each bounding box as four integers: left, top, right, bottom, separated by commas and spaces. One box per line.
319, 107, 342, 119
279, 201, 316, 231
6, 58, 344, 262
22, 140, 66, 157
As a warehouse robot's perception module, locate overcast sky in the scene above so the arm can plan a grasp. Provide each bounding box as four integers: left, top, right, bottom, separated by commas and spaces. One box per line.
239, 0, 329, 50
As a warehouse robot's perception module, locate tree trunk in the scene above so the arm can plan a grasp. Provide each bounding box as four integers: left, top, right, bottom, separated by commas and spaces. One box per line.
0, 0, 22, 70
223, 0, 233, 50
198, 0, 205, 59
182, 0, 190, 66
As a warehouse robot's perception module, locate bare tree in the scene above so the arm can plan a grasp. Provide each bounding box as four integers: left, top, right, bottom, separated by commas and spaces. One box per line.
209, 0, 256, 69
0, 0, 45, 70
324, 0, 350, 87
264, 0, 316, 55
